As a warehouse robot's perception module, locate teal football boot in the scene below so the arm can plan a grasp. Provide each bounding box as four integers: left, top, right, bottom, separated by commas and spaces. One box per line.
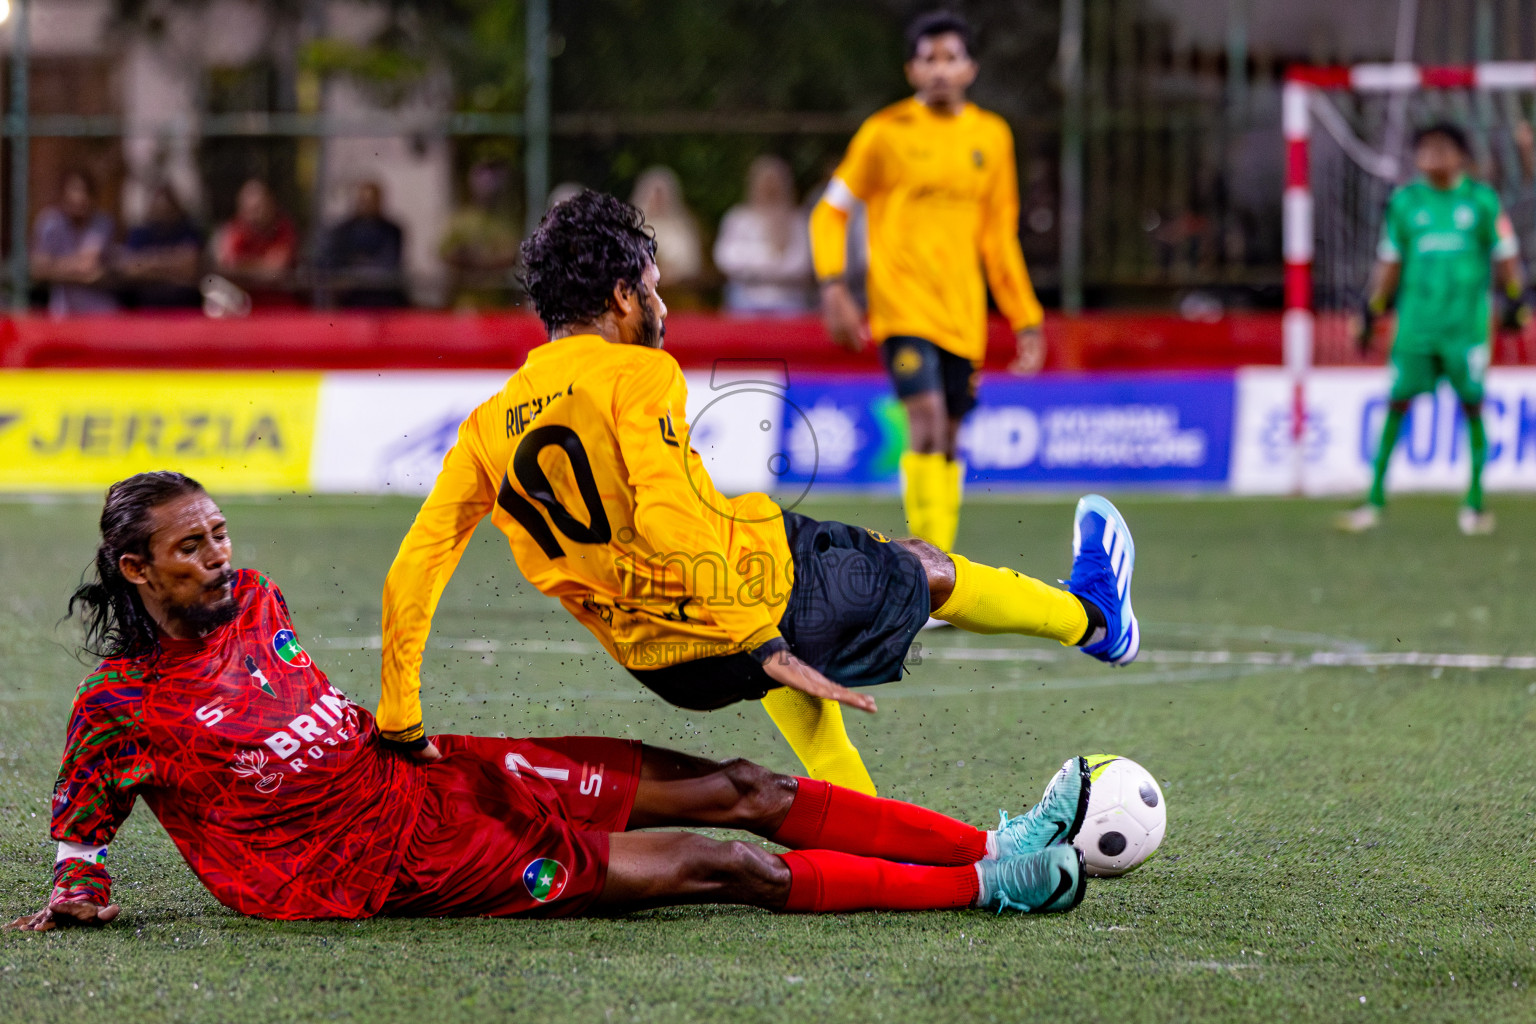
988, 755, 1091, 860
977, 845, 1087, 914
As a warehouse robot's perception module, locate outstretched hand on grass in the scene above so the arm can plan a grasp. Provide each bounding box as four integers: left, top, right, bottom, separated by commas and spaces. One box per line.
6, 900, 120, 932
760, 648, 877, 713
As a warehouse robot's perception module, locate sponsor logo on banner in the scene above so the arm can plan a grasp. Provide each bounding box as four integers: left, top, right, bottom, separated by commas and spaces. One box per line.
1231, 368, 1536, 494
778, 373, 1233, 487
0, 371, 319, 492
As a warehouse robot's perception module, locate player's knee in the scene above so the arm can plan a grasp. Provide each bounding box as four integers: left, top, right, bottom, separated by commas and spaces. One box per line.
1389, 400, 1412, 414
905, 398, 946, 452
718, 757, 795, 823
896, 539, 956, 609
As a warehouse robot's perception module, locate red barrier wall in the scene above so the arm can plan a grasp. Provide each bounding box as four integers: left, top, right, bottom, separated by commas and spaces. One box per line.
0, 310, 1287, 372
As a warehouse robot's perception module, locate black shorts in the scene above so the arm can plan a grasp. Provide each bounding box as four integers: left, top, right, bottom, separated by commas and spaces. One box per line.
881, 335, 980, 419
627, 512, 931, 710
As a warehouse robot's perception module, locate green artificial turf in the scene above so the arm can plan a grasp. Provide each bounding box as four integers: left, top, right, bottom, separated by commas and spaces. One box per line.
2, 493, 1535, 1023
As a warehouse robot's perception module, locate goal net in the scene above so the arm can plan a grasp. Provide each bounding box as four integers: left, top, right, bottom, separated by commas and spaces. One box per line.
1284, 64, 1536, 368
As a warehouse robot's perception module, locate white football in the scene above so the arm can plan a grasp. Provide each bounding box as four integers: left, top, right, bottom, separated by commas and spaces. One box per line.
1072, 754, 1166, 877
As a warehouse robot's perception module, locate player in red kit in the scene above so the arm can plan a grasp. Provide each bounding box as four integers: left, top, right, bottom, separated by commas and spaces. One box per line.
9, 472, 1093, 930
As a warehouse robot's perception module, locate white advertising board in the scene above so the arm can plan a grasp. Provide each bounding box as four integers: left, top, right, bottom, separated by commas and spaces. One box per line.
1232, 367, 1536, 495
310, 368, 782, 496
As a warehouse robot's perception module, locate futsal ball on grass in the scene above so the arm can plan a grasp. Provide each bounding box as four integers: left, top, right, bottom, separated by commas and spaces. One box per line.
1074, 754, 1165, 877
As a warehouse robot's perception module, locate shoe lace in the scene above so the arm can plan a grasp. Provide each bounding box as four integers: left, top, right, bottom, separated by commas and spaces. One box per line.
985, 856, 1042, 915
993, 807, 1035, 852
993, 893, 1029, 915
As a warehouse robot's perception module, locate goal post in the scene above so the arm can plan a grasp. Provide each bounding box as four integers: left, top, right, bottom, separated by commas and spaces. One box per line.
1279, 62, 1536, 492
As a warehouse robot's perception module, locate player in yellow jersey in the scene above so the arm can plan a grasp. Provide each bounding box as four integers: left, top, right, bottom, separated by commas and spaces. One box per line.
811, 11, 1045, 555
377, 191, 1140, 796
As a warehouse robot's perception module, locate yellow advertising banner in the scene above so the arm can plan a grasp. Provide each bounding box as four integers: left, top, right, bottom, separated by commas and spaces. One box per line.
0, 371, 321, 492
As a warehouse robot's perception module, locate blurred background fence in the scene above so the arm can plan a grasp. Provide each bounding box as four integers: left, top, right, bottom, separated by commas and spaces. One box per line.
1, 0, 1535, 317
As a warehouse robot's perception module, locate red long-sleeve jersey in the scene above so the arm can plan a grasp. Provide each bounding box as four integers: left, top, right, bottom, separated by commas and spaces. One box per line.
49, 570, 423, 920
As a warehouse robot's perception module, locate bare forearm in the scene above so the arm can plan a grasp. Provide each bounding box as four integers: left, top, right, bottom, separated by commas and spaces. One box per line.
1368, 262, 1401, 309
1496, 257, 1524, 294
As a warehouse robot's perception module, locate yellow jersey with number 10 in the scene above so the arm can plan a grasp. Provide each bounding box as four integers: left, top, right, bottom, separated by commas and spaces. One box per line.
810, 97, 1043, 362
376, 334, 794, 743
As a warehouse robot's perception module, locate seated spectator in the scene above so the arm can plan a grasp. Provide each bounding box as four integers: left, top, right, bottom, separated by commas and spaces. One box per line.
116, 185, 203, 309
714, 156, 813, 314
317, 180, 407, 308
31, 170, 118, 317
211, 179, 298, 308
440, 161, 519, 310
630, 165, 706, 306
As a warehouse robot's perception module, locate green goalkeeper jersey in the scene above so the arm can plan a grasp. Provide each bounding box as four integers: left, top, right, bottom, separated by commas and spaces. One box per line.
1377, 175, 1518, 352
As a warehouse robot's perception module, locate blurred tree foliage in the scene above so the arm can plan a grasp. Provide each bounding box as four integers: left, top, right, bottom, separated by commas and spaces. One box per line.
546, 0, 905, 229
112, 0, 1062, 236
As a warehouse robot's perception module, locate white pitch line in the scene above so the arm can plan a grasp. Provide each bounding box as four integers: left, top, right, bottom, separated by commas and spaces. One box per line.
311, 635, 1536, 671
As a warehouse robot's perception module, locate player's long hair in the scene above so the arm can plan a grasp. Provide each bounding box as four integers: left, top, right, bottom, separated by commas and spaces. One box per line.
67, 471, 206, 660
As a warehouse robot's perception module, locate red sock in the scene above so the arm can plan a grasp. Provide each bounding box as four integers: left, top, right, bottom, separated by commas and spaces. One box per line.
779, 850, 979, 912
769, 778, 988, 866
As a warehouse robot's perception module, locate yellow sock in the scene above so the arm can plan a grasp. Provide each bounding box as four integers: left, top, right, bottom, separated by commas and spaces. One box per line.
926, 458, 963, 552
933, 552, 1089, 644
760, 687, 877, 795
900, 451, 946, 548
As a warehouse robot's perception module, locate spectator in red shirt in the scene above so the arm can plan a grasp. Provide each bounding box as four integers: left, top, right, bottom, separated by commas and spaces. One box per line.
211, 179, 298, 307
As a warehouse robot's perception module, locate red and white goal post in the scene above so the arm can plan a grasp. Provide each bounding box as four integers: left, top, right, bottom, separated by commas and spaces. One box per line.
1280, 63, 1536, 490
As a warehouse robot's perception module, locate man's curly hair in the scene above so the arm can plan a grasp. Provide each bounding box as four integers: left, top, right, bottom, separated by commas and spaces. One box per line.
520, 189, 658, 334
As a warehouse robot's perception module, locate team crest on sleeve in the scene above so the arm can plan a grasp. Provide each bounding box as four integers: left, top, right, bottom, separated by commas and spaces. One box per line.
271, 629, 312, 668
522, 857, 570, 902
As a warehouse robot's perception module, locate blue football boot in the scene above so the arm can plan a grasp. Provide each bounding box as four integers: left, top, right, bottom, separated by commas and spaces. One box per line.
976, 845, 1087, 914
1066, 494, 1140, 666
988, 756, 1091, 860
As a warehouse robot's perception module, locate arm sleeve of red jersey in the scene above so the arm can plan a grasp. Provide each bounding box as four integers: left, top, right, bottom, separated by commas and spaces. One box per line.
613, 358, 782, 653
979, 122, 1044, 332
378, 419, 498, 745
48, 674, 151, 907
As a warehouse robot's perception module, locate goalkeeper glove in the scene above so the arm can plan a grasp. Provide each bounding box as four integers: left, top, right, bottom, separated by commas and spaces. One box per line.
1498, 282, 1532, 332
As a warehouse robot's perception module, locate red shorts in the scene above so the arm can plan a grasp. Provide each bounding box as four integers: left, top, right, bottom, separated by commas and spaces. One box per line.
382, 734, 642, 918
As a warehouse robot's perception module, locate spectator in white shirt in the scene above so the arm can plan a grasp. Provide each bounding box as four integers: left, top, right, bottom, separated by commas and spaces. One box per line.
714, 156, 813, 314
630, 166, 706, 305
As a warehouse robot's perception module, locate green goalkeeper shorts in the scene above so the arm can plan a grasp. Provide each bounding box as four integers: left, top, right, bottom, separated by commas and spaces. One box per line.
1388, 343, 1490, 405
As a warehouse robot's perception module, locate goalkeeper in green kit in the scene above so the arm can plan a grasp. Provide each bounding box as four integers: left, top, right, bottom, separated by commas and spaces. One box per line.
1339, 122, 1530, 536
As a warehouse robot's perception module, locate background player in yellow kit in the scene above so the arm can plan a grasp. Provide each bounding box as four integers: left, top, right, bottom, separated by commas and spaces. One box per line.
377, 191, 1138, 798
811, 10, 1045, 554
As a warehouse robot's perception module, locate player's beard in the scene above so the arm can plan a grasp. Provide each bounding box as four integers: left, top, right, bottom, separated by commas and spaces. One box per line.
168, 569, 240, 635
637, 290, 665, 349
